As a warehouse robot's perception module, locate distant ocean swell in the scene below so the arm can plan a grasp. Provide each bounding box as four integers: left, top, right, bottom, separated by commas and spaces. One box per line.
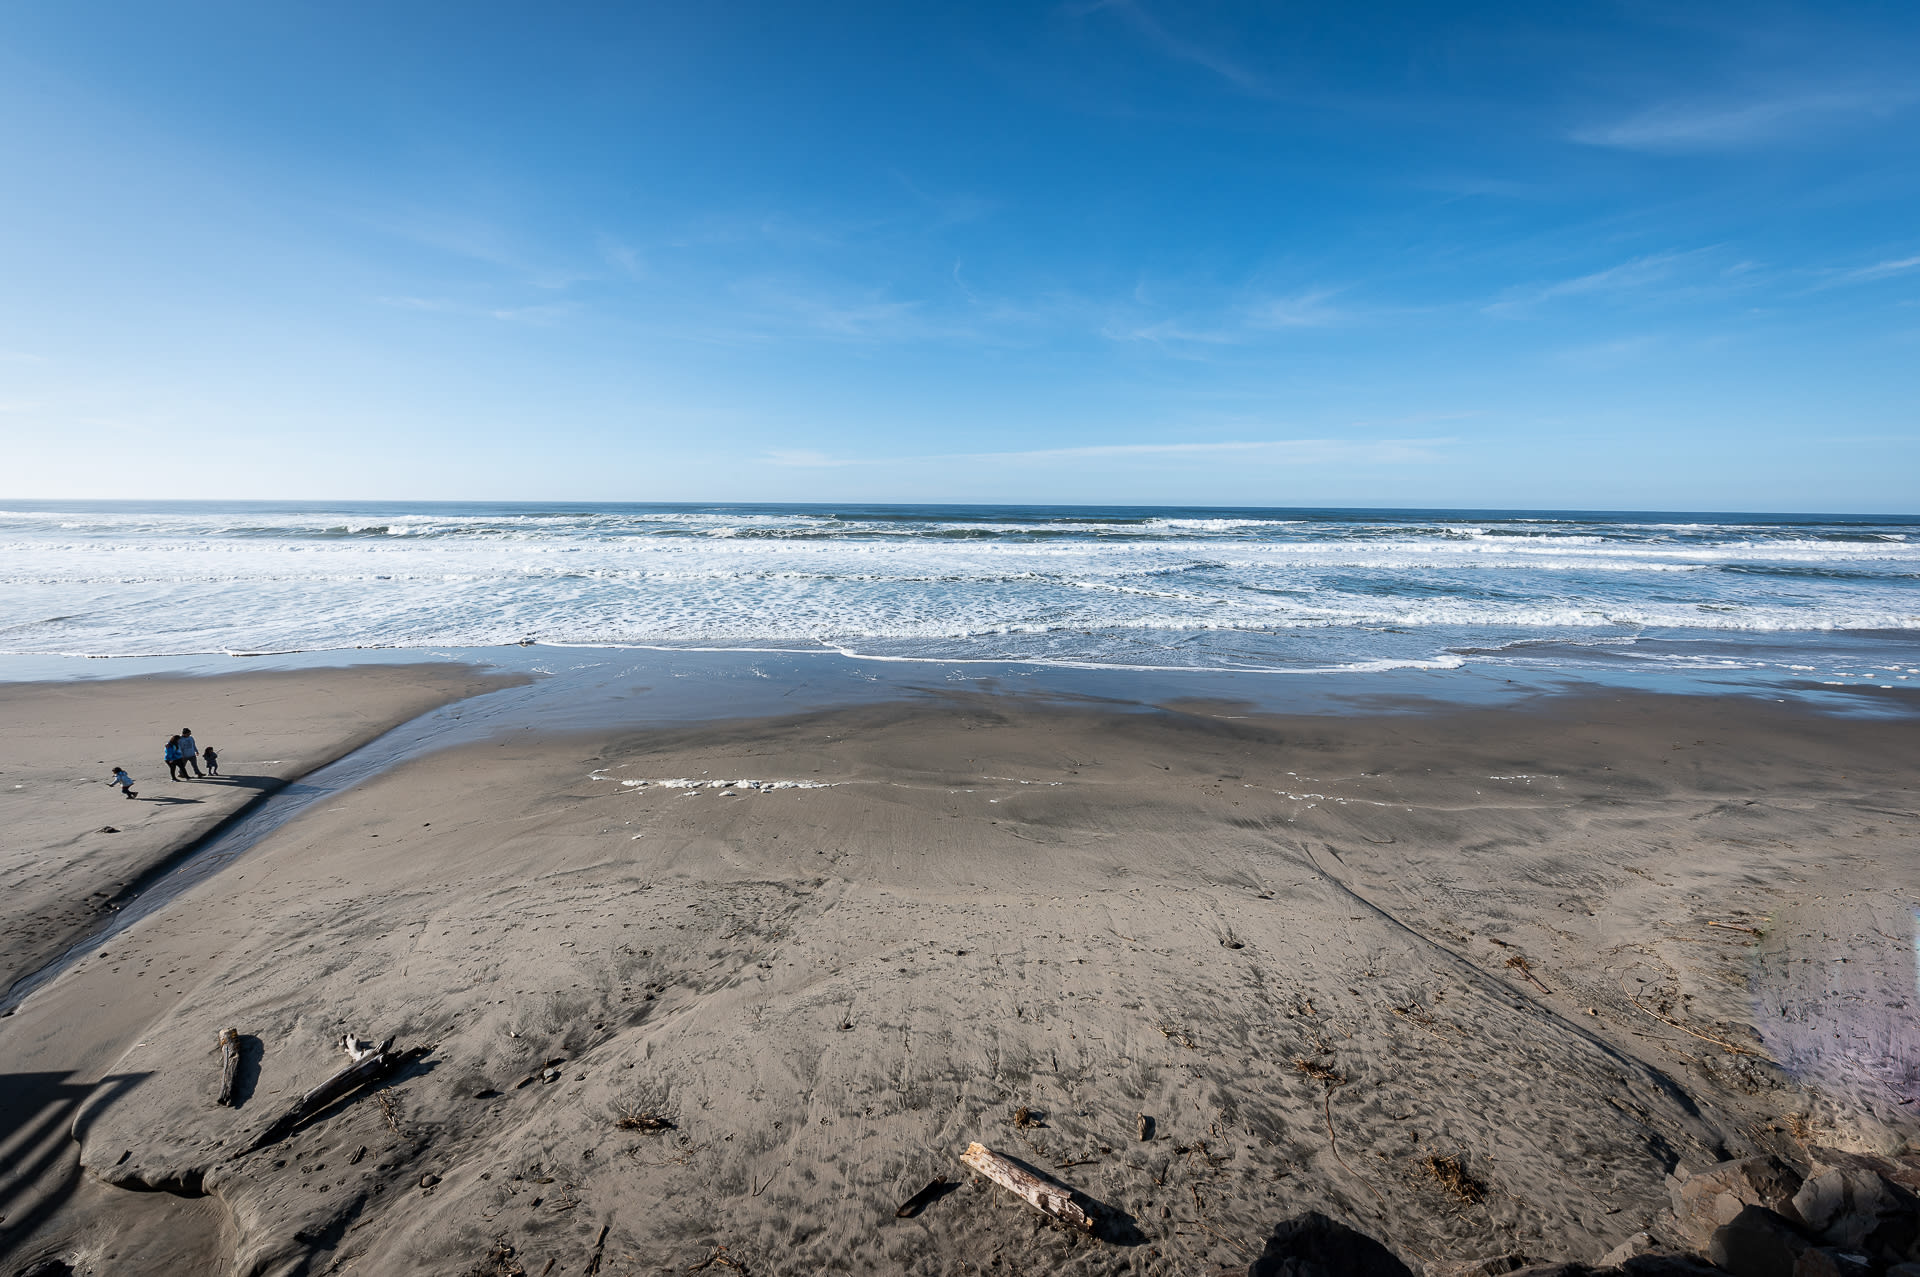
1, 503, 1916, 676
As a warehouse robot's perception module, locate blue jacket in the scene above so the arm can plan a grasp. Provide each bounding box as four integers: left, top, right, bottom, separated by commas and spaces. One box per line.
164, 742, 180, 761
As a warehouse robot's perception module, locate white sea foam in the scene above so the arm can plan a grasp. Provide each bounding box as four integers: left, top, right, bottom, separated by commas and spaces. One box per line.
1, 504, 1914, 668
604, 777, 841, 790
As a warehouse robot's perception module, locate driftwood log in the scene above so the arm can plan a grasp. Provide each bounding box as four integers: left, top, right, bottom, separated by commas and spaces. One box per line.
242, 1035, 420, 1154
958, 1141, 1094, 1233
216, 1027, 241, 1106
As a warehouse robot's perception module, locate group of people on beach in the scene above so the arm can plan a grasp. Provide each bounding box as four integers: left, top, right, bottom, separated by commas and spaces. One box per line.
107, 728, 220, 800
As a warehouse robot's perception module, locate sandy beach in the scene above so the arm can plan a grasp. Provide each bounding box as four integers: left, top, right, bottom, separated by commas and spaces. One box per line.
2, 669, 1917, 1275
0, 664, 526, 997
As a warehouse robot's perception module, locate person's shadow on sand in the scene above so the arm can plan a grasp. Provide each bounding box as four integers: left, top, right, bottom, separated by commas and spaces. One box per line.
138, 795, 204, 805
189, 773, 279, 793
1244, 1212, 1414, 1276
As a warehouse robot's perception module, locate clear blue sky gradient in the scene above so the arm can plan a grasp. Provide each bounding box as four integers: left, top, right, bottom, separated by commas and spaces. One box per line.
2, 2, 1916, 509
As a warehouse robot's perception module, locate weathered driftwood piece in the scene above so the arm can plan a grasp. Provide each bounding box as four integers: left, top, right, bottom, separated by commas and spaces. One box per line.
1136, 1113, 1153, 1141
243, 1034, 417, 1154
959, 1141, 1094, 1233
217, 1027, 241, 1106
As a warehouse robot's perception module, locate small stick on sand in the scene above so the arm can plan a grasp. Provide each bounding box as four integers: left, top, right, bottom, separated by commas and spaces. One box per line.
583, 1223, 610, 1276
216, 1027, 241, 1107
1504, 955, 1552, 995
1627, 990, 1757, 1056
958, 1141, 1095, 1233
1705, 920, 1764, 938
686, 1243, 743, 1271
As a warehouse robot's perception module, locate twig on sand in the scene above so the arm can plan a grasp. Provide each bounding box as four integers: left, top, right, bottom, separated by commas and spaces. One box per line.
686, 1243, 744, 1272
1504, 956, 1552, 995
1627, 990, 1757, 1056
1292, 1057, 1385, 1206
614, 1107, 674, 1132
1421, 1153, 1486, 1204
377, 1091, 402, 1134
583, 1224, 609, 1276
1193, 1217, 1253, 1259
1706, 920, 1764, 938
1157, 1024, 1198, 1050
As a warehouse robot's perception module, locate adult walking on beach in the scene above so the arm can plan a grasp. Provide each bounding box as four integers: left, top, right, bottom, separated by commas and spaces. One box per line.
164, 733, 183, 780
178, 727, 204, 777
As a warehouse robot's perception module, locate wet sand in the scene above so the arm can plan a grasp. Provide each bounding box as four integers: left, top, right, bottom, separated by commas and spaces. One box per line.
0, 664, 526, 997
1, 681, 1917, 1275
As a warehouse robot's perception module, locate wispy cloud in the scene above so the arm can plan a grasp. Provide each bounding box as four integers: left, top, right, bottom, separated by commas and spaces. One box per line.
1842, 254, 1920, 283
1573, 89, 1912, 152
1102, 287, 1353, 346
0, 350, 46, 364
1246, 289, 1347, 329
767, 436, 1449, 467
732, 282, 951, 342
596, 233, 647, 281
1079, 0, 1272, 96
1552, 335, 1658, 371
1484, 251, 1716, 316
364, 205, 591, 290
375, 296, 572, 324
891, 172, 999, 227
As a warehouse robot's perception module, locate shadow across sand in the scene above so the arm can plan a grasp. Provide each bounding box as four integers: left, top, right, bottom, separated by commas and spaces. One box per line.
0, 1070, 149, 1255
1245, 1211, 1414, 1277
226, 1035, 265, 1109
180, 773, 281, 794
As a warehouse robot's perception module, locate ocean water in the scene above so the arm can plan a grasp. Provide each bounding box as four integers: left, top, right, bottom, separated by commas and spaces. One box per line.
1, 501, 1917, 686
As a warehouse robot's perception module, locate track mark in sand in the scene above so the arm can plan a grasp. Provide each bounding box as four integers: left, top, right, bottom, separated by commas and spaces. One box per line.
1287, 839, 1727, 1134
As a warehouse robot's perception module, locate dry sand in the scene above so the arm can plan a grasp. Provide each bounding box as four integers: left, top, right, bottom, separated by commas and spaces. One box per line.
2, 681, 1917, 1276
0, 664, 523, 994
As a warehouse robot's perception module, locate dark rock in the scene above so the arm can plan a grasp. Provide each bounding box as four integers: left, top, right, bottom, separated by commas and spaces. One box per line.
17, 1260, 77, 1277
1247, 1212, 1415, 1277
1670, 1155, 1806, 1249
1709, 1203, 1815, 1277
1617, 1257, 1721, 1276
1438, 1257, 1539, 1276
1811, 1250, 1872, 1277
1792, 1156, 1920, 1264
1601, 1232, 1657, 1267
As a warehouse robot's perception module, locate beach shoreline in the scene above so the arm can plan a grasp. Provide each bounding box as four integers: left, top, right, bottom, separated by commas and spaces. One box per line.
1, 667, 1915, 1275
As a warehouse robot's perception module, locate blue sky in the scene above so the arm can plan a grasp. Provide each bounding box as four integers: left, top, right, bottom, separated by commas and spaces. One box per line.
1, 1, 1916, 510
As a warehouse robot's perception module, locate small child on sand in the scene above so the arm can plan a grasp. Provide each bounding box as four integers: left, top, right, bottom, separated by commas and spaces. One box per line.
109, 767, 137, 799
202, 746, 220, 776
